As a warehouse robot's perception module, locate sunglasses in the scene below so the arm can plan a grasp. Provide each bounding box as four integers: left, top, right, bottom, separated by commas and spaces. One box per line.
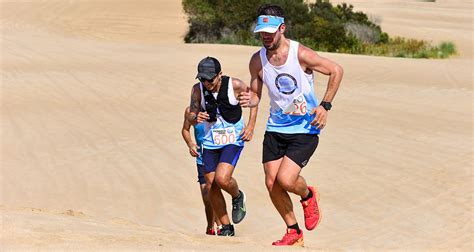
199, 76, 217, 83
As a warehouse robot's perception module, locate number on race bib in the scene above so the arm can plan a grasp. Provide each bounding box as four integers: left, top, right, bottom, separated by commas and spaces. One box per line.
287, 102, 307, 115
212, 127, 237, 145
283, 93, 307, 116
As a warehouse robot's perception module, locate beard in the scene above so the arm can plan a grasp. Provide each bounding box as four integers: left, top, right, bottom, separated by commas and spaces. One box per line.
264, 35, 282, 51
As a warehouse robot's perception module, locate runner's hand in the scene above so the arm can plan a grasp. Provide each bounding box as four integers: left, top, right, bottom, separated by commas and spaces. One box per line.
309, 106, 328, 129
196, 111, 209, 123
240, 126, 254, 141
188, 143, 200, 157
238, 87, 252, 108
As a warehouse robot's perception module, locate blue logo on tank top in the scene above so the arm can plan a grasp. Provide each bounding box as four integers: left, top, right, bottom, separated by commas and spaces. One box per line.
275, 73, 298, 95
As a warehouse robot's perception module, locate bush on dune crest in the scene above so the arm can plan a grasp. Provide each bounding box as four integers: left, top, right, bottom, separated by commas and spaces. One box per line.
182, 0, 455, 59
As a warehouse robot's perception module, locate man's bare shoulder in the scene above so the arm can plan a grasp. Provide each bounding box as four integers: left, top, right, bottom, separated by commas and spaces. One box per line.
297, 43, 319, 60
192, 82, 200, 89
249, 51, 262, 70
189, 82, 202, 112
297, 43, 324, 69
191, 82, 201, 93
231, 77, 244, 84
231, 77, 246, 91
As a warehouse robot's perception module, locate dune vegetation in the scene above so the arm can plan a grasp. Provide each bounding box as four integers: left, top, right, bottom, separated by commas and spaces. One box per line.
183, 0, 456, 58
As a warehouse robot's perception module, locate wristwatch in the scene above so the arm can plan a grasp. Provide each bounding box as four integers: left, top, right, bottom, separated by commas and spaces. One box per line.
320, 101, 332, 111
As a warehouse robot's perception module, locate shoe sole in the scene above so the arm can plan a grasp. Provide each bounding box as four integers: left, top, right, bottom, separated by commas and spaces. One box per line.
306, 186, 321, 231
233, 190, 246, 224
218, 233, 235, 237
272, 237, 304, 247
294, 237, 304, 247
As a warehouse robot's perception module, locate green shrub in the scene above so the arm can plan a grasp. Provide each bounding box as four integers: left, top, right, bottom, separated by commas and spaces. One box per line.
182, 0, 455, 59
438, 42, 456, 58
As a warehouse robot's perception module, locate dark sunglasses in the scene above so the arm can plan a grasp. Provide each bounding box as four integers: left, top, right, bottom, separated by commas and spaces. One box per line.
199, 76, 217, 83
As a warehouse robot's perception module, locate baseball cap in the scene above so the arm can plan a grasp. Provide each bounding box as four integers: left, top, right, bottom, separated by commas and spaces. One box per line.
253, 15, 285, 33
196, 56, 221, 80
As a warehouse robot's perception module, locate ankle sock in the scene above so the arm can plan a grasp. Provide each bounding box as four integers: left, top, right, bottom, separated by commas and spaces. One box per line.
302, 188, 313, 201
287, 223, 301, 234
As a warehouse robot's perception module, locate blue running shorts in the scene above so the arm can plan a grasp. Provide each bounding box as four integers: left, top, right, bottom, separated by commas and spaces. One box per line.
202, 145, 243, 173
196, 164, 206, 185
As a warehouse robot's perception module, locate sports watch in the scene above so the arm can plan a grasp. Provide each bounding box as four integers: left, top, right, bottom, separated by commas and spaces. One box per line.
320, 101, 332, 111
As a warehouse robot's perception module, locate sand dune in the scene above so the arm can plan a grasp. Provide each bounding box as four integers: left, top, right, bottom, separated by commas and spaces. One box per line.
331, 0, 474, 58
1, 0, 187, 43
1, 0, 472, 250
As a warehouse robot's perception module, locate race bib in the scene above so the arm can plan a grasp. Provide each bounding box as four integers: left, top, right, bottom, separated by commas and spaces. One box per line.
211, 127, 237, 145
283, 93, 307, 116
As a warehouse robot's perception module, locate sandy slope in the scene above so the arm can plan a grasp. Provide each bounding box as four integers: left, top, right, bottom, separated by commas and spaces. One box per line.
331, 0, 474, 58
1, 0, 472, 250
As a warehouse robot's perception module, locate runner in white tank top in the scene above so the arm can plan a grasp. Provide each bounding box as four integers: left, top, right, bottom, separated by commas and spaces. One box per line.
259, 39, 320, 134
238, 4, 344, 246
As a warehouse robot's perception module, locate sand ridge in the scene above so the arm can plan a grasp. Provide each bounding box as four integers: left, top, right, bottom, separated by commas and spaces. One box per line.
1, 0, 472, 250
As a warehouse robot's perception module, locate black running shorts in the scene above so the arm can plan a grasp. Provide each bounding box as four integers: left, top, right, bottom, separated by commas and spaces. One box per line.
262, 131, 319, 168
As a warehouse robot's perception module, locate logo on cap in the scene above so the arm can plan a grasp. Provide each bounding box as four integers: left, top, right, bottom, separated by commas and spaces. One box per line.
263, 17, 269, 23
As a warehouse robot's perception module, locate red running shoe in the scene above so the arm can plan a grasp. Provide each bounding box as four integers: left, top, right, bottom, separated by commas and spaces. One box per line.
300, 186, 321, 231
272, 228, 304, 246
206, 227, 216, 235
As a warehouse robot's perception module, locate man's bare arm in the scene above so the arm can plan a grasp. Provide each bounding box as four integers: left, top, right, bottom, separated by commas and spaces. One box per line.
298, 45, 343, 129
243, 105, 258, 141
249, 52, 264, 107
299, 45, 343, 103
239, 52, 263, 108
233, 77, 259, 141
188, 84, 201, 125
181, 107, 199, 157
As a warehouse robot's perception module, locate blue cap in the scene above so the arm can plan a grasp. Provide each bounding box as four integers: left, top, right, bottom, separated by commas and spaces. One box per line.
253, 15, 284, 33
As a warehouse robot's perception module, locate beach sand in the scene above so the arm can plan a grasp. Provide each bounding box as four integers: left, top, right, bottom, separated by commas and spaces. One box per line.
1, 0, 472, 250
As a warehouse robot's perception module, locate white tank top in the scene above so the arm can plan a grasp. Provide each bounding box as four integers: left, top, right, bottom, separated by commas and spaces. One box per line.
260, 40, 320, 134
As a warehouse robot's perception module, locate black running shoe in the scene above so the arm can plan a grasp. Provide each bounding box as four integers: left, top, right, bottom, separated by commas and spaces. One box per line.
232, 190, 246, 224
217, 224, 235, 236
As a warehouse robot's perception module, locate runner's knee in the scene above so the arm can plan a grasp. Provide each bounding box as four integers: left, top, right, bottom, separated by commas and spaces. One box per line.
265, 177, 276, 192
215, 173, 231, 188
277, 177, 295, 192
